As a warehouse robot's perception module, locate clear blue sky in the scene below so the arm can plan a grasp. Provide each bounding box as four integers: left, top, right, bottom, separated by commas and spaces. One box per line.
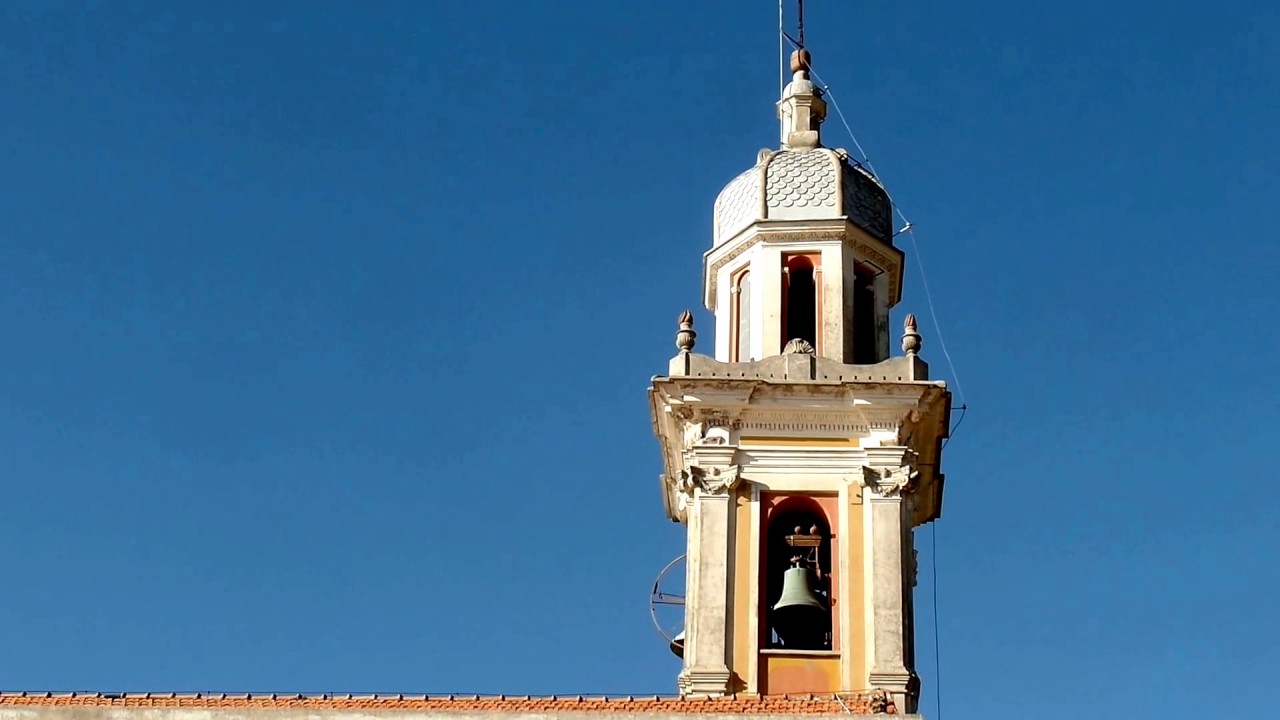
1, 2, 1277, 718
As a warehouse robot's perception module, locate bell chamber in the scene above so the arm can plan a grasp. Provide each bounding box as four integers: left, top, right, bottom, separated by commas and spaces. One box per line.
764, 497, 835, 652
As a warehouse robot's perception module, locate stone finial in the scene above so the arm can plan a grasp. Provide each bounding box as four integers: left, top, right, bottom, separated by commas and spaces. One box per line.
782, 338, 816, 355
778, 49, 826, 150
901, 313, 922, 356
789, 48, 812, 76
675, 310, 696, 353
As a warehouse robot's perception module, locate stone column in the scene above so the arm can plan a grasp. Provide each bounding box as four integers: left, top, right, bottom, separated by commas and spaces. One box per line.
860, 456, 918, 713
678, 446, 739, 697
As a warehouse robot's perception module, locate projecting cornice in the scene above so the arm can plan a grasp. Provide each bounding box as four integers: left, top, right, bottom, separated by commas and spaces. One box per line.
649, 352, 950, 526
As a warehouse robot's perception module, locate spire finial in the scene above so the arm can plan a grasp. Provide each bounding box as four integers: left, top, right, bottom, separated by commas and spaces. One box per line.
777, 43, 825, 149
676, 310, 696, 353
902, 314, 922, 356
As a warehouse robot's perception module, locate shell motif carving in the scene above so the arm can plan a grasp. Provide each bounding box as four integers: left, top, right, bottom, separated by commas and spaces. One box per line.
782, 338, 816, 355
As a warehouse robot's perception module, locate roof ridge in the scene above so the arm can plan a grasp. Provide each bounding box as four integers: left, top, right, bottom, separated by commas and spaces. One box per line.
0, 690, 894, 715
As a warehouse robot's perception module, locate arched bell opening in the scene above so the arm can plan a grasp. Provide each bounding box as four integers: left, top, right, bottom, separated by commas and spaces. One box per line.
731, 268, 753, 362
852, 262, 880, 364
762, 495, 834, 651
780, 255, 820, 354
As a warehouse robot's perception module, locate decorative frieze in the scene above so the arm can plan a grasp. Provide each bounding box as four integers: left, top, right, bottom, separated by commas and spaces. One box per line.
740, 418, 866, 434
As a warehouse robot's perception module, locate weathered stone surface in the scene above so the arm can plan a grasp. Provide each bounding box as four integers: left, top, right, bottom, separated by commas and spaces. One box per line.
668, 352, 928, 383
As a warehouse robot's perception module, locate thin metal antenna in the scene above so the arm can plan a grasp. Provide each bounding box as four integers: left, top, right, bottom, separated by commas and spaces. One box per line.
796, 0, 805, 48
779, 0, 785, 95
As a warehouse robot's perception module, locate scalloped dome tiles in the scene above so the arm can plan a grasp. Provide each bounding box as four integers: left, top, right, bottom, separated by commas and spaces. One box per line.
765, 150, 838, 211
711, 149, 893, 248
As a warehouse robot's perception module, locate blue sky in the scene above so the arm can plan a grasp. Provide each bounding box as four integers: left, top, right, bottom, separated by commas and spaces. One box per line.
1, 2, 1277, 718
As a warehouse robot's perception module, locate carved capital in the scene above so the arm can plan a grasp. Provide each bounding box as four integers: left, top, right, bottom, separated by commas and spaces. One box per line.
858, 464, 918, 498
671, 405, 695, 423
680, 464, 742, 497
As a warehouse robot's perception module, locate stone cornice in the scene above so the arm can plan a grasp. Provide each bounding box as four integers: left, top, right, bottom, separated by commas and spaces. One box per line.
651, 376, 946, 452
649, 368, 950, 524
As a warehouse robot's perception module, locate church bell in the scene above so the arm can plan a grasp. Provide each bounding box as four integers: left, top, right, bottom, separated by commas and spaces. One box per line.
669, 629, 685, 658
770, 565, 828, 647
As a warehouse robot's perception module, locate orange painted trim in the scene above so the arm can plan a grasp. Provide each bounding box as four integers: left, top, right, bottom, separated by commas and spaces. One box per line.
760, 654, 842, 696
730, 267, 751, 362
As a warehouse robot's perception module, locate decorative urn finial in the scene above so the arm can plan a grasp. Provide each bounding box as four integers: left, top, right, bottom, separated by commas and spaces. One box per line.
902, 314, 922, 356
790, 48, 812, 76
676, 310, 696, 353
778, 47, 825, 150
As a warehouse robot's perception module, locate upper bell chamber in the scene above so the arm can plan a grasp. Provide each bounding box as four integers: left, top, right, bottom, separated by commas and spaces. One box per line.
703, 50, 905, 366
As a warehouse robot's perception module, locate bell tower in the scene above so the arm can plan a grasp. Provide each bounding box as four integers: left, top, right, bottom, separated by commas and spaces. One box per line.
648, 47, 951, 712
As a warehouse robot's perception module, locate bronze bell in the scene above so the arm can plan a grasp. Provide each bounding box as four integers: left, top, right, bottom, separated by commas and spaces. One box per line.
771, 566, 828, 647
669, 629, 685, 658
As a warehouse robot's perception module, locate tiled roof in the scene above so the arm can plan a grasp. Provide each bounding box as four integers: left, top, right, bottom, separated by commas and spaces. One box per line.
0, 691, 896, 715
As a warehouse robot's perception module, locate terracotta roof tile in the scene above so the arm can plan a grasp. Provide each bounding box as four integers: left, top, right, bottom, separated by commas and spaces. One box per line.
0, 691, 895, 714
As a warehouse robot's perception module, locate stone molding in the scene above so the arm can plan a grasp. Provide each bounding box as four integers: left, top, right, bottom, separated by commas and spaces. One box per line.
677, 667, 735, 697
868, 668, 917, 715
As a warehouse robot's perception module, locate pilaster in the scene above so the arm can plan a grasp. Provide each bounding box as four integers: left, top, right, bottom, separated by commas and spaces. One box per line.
859, 451, 919, 713
819, 246, 844, 362
678, 444, 740, 697
760, 246, 783, 355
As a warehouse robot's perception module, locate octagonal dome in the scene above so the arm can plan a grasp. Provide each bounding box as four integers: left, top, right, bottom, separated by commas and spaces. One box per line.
712, 147, 893, 247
